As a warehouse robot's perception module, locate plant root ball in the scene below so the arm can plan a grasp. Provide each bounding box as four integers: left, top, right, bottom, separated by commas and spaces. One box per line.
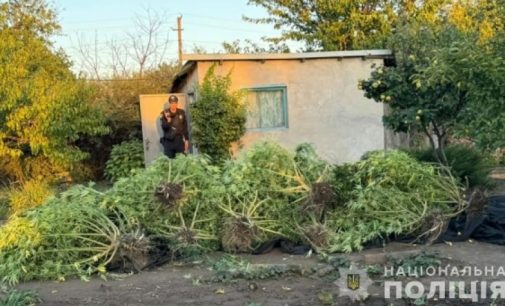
305, 182, 336, 215
303, 223, 330, 250
176, 227, 197, 246
419, 210, 449, 245
114, 230, 152, 272
221, 216, 259, 253
154, 182, 183, 209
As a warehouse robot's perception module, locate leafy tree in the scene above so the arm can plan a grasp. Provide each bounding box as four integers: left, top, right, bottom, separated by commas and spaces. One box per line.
434, 33, 505, 150
190, 66, 247, 162
222, 39, 290, 53
360, 14, 505, 164
245, 0, 448, 50
0, 0, 60, 39
0, 0, 108, 182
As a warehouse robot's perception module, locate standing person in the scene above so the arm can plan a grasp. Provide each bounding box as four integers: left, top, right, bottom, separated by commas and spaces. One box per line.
160, 95, 189, 158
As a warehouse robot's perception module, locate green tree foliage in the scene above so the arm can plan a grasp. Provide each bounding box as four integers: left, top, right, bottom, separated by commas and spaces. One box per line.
190, 66, 247, 162
222, 39, 290, 53
245, 0, 447, 50
0, 0, 109, 182
360, 16, 505, 163
0, 0, 60, 39
422, 32, 505, 151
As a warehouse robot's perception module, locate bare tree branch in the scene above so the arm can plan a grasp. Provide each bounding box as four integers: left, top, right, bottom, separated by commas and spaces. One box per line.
71, 7, 172, 78
73, 31, 102, 79
108, 39, 129, 77
126, 8, 169, 76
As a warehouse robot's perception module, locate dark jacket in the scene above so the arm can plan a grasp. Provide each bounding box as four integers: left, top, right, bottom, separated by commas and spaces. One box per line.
160, 108, 189, 142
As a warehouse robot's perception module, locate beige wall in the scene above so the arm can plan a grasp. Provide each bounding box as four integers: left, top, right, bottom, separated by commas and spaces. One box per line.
188, 58, 385, 163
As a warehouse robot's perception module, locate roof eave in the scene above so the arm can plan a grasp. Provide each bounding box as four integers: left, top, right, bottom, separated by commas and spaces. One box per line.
170, 61, 196, 92
182, 49, 392, 62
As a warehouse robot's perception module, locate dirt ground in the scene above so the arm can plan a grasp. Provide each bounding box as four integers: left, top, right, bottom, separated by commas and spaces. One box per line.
15, 241, 505, 306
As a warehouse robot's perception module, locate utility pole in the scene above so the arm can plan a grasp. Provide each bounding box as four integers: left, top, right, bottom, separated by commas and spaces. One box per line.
174, 15, 183, 65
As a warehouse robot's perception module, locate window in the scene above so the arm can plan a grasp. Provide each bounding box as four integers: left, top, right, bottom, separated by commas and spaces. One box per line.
245, 85, 288, 130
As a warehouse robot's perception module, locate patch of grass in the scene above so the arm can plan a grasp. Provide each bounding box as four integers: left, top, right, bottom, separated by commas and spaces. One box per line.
318, 254, 350, 269
208, 254, 302, 283
318, 291, 334, 305
366, 264, 383, 278
0, 288, 39, 306
210, 254, 249, 272
387, 251, 441, 278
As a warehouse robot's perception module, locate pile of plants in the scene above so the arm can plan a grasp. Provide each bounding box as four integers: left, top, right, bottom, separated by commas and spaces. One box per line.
0, 155, 223, 284
325, 151, 464, 253
0, 142, 466, 285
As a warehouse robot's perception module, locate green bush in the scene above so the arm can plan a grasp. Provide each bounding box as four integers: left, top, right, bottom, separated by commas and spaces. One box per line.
405, 144, 495, 188
104, 140, 144, 182
190, 65, 247, 162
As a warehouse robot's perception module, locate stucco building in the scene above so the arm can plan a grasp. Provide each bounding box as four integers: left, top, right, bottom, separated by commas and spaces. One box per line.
140, 50, 399, 164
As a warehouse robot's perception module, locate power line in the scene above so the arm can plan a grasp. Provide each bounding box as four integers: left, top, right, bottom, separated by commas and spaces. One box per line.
58, 12, 245, 27
184, 21, 275, 35
63, 24, 138, 32
184, 39, 224, 45
179, 12, 246, 24
60, 13, 179, 25
57, 35, 174, 49
61, 22, 276, 36
61, 17, 136, 25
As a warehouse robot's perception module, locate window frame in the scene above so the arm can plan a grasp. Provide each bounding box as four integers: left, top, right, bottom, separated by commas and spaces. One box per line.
244, 84, 289, 131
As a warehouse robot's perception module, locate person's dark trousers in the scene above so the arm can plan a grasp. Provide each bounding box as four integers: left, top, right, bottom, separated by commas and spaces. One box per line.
162, 136, 185, 159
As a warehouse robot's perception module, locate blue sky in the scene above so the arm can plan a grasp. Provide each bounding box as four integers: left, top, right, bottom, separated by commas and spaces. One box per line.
52, 0, 298, 72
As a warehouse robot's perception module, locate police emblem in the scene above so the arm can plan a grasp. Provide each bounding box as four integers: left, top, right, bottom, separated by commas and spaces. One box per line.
335, 266, 372, 301
347, 274, 360, 290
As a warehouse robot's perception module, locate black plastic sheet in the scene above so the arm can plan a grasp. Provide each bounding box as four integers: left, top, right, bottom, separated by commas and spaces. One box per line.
441, 195, 505, 245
